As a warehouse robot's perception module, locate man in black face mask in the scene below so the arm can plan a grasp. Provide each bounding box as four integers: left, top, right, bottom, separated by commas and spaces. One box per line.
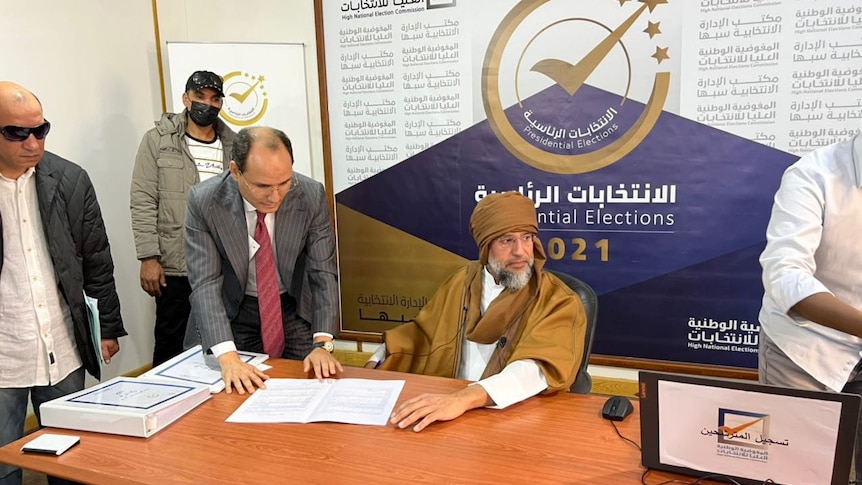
130, 70, 237, 366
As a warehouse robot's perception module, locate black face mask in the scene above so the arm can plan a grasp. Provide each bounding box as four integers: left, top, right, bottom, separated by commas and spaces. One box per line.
188, 101, 221, 127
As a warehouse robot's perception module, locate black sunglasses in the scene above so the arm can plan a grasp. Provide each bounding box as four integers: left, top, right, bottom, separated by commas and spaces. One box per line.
0, 121, 51, 142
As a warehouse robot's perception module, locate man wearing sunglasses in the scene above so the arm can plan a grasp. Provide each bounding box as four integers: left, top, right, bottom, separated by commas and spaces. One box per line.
130, 70, 237, 367
0, 81, 126, 485
366, 192, 587, 432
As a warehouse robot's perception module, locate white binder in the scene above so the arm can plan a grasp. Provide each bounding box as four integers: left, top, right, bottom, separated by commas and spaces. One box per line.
39, 377, 211, 438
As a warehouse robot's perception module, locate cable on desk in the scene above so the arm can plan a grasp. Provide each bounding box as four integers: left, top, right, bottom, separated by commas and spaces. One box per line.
610, 420, 641, 451
640, 468, 696, 485
640, 468, 778, 485
692, 475, 743, 484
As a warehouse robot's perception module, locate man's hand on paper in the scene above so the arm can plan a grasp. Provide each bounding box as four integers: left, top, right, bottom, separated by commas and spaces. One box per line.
219, 352, 269, 394
303, 345, 343, 379
390, 385, 493, 432
100, 339, 119, 364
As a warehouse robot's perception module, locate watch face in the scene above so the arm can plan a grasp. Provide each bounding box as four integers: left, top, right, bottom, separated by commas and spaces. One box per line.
317, 341, 334, 352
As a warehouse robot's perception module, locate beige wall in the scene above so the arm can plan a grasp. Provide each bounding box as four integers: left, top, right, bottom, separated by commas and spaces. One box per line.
0, 0, 325, 379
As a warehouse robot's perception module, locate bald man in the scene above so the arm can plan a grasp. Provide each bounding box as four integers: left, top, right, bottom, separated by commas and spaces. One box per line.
367, 192, 587, 432
183, 126, 340, 395
0, 82, 126, 485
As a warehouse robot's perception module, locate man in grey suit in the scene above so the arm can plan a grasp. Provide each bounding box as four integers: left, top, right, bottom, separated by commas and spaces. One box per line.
184, 126, 342, 393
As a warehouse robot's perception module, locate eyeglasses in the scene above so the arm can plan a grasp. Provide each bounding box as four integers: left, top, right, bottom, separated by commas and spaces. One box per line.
495, 233, 535, 248
239, 171, 295, 196
0, 121, 51, 142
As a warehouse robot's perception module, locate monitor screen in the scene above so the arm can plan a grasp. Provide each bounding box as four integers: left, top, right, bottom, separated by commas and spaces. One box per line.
639, 371, 860, 485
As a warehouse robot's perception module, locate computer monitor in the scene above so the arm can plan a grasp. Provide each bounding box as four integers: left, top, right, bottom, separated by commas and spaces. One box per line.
639, 371, 860, 485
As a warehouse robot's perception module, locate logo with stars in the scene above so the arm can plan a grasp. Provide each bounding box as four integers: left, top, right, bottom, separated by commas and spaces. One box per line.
482, 0, 672, 174
221, 71, 270, 127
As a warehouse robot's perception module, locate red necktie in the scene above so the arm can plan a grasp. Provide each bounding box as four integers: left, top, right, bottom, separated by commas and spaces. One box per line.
254, 211, 284, 357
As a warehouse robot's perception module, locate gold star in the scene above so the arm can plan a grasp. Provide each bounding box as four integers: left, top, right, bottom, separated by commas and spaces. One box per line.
652, 46, 670, 63
640, 0, 668, 13
644, 21, 662, 38
617, 0, 631, 5
258, 74, 266, 82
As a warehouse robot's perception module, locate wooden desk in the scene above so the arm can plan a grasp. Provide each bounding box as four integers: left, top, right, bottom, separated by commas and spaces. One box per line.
0, 361, 691, 484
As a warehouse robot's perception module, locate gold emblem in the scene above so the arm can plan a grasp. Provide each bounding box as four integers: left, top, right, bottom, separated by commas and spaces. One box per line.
482, 0, 671, 174
220, 71, 269, 126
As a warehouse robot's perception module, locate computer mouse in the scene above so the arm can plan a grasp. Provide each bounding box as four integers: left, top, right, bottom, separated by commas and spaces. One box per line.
602, 395, 634, 421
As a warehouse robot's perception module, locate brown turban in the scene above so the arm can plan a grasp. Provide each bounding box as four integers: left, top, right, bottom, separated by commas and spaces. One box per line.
470, 191, 546, 267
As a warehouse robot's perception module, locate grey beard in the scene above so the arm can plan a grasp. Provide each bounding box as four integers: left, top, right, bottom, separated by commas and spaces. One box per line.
488, 256, 533, 291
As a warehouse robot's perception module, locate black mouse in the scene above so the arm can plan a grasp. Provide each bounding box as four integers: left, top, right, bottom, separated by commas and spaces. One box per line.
602, 395, 634, 421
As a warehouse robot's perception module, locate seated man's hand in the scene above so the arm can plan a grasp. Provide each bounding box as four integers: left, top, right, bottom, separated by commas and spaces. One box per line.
303, 343, 344, 379
390, 385, 493, 432
218, 351, 269, 395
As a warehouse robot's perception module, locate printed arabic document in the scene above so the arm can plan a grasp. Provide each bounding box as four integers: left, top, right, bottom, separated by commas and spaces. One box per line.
226, 378, 405, 426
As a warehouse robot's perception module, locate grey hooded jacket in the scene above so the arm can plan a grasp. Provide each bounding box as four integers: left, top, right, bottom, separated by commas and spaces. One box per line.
130, 110, 236, 275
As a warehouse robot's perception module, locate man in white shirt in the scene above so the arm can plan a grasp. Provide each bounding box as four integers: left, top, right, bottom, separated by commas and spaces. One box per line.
368, 192, 587, 432
758, 133, 862, 477
0, 81, 125, 485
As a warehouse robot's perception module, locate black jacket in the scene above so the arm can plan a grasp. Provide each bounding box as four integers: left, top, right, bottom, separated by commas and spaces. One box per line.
0, 152, 126, 380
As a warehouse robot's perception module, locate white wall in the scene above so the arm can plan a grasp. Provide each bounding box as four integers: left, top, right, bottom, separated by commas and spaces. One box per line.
156, 0, 326, 181
1, 0, 163, 380
0, 0, 325, 380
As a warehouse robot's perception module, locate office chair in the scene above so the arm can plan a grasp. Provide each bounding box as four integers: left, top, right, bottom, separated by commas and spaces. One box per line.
545, 269, 598, 394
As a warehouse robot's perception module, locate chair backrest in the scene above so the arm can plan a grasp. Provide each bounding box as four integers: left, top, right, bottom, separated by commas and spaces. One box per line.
545, 269, 598, 394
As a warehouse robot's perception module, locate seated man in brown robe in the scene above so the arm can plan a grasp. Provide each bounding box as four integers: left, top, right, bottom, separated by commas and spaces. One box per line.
367, 191, 587, 432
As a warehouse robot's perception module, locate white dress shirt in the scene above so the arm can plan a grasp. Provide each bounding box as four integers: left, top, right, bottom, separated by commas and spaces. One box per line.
369, 267, 548, 408
0, 168, 81, 387
242, 203, 285, 298
759, 134, 862, 392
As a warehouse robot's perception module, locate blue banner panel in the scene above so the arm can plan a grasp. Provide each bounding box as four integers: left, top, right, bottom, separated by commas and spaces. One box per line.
337, 83, 798, 369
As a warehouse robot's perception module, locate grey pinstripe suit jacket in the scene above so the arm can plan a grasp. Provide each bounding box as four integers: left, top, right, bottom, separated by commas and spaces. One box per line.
183, 170, 339, 352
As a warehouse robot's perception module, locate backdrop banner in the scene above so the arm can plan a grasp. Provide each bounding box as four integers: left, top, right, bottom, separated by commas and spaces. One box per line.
322, 0, 862, 368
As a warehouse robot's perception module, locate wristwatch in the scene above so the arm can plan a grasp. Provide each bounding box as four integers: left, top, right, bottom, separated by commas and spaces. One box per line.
312, 341, 335, 353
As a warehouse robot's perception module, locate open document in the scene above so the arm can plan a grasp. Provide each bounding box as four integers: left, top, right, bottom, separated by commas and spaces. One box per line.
141, 345, 269, 393
83, 292, 103, 365
226, 378, 405, 426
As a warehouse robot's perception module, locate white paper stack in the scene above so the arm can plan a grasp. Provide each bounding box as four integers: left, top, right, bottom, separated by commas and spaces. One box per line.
40, 377, 211, 438
226, 378, 406, 426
